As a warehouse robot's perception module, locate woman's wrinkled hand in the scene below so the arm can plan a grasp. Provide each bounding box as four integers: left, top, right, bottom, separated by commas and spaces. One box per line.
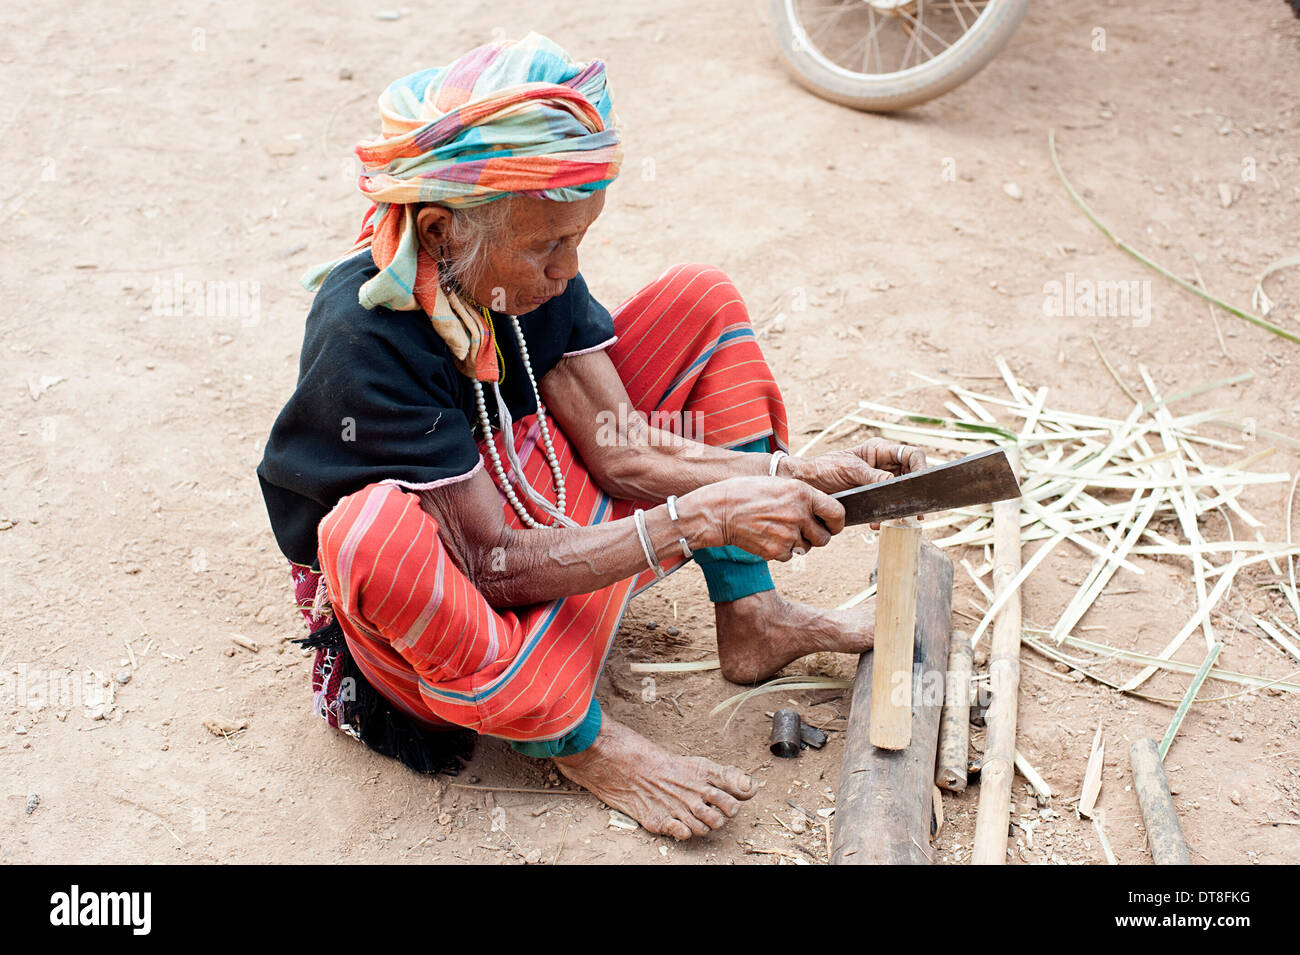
682, 475, 845, 562
792, 438, 929, 495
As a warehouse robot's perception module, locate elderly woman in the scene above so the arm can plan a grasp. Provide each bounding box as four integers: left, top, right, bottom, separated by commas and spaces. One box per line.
257, 33, 926, 841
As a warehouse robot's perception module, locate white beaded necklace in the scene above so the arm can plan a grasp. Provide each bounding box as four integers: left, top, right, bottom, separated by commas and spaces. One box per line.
470, 310, 569, 529
437, 254, 572, 529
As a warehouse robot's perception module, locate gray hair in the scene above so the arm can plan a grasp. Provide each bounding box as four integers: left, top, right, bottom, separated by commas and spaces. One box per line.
440, 198, 513, 298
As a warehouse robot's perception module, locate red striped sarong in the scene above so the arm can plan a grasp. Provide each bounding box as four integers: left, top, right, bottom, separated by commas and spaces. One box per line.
299, 263, 791, 745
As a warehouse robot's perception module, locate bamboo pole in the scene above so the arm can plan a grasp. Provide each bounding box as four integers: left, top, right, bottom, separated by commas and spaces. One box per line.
1129, 738, 1191, 865
869, 518, 923, 750
935, 629, 972, 791
972, 447, 1022, 865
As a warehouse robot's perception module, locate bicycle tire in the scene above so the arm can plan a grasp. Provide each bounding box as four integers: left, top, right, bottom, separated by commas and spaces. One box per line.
769, 0, 1029, 112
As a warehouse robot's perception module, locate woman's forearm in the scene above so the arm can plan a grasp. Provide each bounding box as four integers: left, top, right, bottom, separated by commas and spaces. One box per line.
540, 353, 799, 502
475, 497, 713, 608
597, 423, 796, 502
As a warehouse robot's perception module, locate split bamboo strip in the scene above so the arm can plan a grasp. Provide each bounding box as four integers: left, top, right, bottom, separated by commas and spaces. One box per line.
1159, 642, 1223, 760
1026, 470, 1284, 490
628, 660, 720, 674
1253, 617, 1300, 664
969, 530, 1066, 649
1014, 750, 1053, 799
836, 582, 876, 611
1173, 421, 1267, 529
1286, 473, 1300, 622
1020, 495, 1143, 573
1141, 367, 1216, 651
1121, 559, 1245, 691
961, 558, 996, 603
1048, 633, 1300, 695
1129, 539, 1300, 557
1048, 128, 1300, 344
1094, 812, 1119, 865
972, 448, 1023, 865
1048, 487, 1165, 645
1078, 722, 1105, 819
1208, 417, 1300, 452
1141, 372, 1255, 415
869, 519, 923, 750
1091, 335, 1140, 403
1202, 547, 1300, 577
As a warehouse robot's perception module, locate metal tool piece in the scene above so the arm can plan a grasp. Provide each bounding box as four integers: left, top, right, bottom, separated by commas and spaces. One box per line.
830, 448, 1020, 528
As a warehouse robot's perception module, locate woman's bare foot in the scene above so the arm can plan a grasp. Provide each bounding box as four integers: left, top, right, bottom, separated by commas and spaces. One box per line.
552, 717, 757, 840
714, 589, 874, 684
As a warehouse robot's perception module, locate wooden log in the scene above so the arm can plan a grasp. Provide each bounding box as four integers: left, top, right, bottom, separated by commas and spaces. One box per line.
1129, 738, 1191, 865
935, 629, 972, 791
972, 448, 1022, 865
833, 541, 954, 864
869, 518, 923, 750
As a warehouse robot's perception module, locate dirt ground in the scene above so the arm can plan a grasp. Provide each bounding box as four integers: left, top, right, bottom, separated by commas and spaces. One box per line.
3, 0, 1300, 865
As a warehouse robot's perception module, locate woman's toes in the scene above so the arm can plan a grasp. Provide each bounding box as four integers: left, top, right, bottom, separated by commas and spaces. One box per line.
705, 786, 742, 818
678, 810, 712, 838
702, 761, 756, 798
652, 814, 693, 841
692, 800, 728, 830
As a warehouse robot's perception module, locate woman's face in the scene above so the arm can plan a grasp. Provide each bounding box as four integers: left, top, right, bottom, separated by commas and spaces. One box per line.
421, 192, 605, 316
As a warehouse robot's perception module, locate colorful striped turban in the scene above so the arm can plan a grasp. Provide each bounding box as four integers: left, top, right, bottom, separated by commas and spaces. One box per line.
302, 32, 622, 382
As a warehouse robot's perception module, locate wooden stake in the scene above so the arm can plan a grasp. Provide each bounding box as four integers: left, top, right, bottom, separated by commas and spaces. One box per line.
870, 518, 922, 750
935, 629, 972, 792
1129, 738, 1191, 865
972, 447, 1022, 865
833, 542, 954, 864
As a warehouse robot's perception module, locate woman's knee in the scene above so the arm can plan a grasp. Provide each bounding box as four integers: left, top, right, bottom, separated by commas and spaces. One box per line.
668, 262, 744, 305
665, 262, 730, 285
316, 482, 438, 621
622, 263, 748, 326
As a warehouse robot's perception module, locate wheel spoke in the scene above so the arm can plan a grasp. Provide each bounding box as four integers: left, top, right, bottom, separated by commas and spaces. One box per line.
900, 4, 955, 56
792, 0, 991, 77
928, 0, 989, 17
800, 0, 860, 50
956, 0, 989, 21
946, 0, 970, 33
899, 19, 918, 69
910, 1, 939, 61
868, 7, 886, 73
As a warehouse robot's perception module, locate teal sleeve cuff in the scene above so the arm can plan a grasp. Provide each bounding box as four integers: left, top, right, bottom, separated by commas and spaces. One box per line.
508, 697, 603, 759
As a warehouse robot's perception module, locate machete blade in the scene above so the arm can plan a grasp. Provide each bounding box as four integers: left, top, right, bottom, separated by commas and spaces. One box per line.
830, 447, 1020, 527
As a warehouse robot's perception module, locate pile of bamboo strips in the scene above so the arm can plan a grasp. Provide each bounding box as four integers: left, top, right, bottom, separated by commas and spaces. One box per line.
773, 358, 1298, 864
805, 356, 1300, 702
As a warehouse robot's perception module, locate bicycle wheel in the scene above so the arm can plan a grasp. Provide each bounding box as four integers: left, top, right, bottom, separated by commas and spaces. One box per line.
769, 0, 1029, 112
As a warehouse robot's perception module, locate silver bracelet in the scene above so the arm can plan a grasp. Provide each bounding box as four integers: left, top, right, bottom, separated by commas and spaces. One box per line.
769, 449, 788, 476
665, 494, 693, 558
633, 507, 666, 579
